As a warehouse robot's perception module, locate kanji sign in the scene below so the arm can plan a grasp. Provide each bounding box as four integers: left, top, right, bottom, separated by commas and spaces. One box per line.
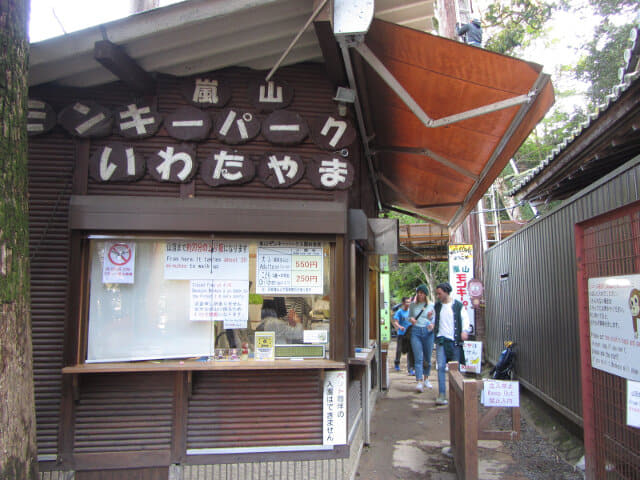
308, 155, 354, 190
89, 144, 145, 183
58, 101, 113, 138
102, 241, 135, 284
248, 78, 294, 112
258, 153, 304, 188
164, 240, 249, 281
323, 370, 347, 445
482, 380, 520, 407
116, 103, 162, 138
182, 76, 231, 108
189, 280, 249, 322
261, 110, 308, 145
146, 145, 197, 183
449, 244, 475, 334
256, 241, 323, 294
200, 149, 255, 187
214, 108, 261, 145
27, 99, 56, 136
165, 106, 212, 141
309, 114, 356, 150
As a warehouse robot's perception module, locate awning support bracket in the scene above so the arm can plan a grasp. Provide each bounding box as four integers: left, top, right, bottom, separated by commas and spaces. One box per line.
353, 43, 534, 128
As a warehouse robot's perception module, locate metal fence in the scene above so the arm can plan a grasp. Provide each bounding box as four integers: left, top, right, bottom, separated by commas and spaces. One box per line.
576, 201, 640, 479
484, 156, 640, 424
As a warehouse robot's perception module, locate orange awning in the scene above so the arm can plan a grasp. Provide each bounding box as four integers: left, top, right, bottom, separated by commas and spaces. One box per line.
356, 20, 554, 226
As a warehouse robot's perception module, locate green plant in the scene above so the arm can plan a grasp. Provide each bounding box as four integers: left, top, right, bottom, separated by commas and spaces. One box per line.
249, 293, 263, 305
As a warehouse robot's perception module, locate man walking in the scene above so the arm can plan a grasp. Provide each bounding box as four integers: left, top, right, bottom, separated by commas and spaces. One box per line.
432, 282, 472, 405
392, 297, 415, 375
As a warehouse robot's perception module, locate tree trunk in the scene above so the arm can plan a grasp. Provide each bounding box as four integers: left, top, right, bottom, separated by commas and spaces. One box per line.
0, 0, 38, 479
437, 0, 458, 40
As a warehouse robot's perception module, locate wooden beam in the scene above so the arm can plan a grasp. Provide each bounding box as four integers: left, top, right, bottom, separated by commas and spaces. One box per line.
415, 201, 464, 209
312, 0, 347, 86
94, 40, 155, 94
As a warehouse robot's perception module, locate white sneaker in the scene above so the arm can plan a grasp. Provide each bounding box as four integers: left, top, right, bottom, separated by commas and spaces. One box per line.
424, 380, 433, 389
416, 382, 424, 392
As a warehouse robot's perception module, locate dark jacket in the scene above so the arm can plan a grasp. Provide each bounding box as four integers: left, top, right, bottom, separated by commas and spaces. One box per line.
433, 300, 465, 345
456, 20, 482, 46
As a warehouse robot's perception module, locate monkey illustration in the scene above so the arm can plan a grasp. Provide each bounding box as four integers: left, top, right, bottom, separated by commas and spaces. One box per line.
630, 288, 640, 339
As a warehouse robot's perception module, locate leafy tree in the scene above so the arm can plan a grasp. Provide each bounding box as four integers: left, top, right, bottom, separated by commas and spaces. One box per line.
0, 0, 39, 479
483, 0, 555, 55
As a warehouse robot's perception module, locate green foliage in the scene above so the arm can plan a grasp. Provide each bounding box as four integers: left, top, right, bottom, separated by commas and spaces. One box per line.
574, 20, 635, 105
249, 293, 263, 304
483, 0, 555, 55
389, 262, 448, 302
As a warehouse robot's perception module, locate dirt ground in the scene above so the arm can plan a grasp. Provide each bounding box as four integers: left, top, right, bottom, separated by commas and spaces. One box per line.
354, 342, 584, 480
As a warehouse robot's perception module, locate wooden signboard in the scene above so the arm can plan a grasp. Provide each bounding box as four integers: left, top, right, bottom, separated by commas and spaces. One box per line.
27, 99, 57, 136
58, 101, 114, 138
214, 108, 261, 145
165, 106, 212, 141
257, 153, 305, 188
200, 149, 255, 186
261, 110, 308, 145
89, 144, 145, 183
248, 78, 294, 112
307, 155, 354, 190
116, 103, 163, 139
309, 114, 356, 150
182, 76, 232, 108
146, 144, 198, 183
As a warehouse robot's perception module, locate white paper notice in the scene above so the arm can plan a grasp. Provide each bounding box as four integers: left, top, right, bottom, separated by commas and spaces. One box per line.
304, 329, 328, 344
164, 240, 249, 280
628, 380, 640, 429
255, 331, 275, 361
190, 280, 249, 321
257, 241, 323, 294
589, 275, 640, 381
103, 241, 135, 284
323, 370, 347, 445
482, 380, 520, 407
223, 318, 248, 329
460, 341, 482, 374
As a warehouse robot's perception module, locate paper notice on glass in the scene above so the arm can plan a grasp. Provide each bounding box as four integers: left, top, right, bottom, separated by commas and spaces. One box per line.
323, 370, 347, 445
190, 280, 249, 321
254, 331, 275, 361
103, 241, 135, 284
304, 329, 328, 344
223, 318, 247, 329
482, 380, 520, 407
256, 240, 323, 294
628, 380, 640, 428
460, 341, 482, 374
164, 240, 249, 280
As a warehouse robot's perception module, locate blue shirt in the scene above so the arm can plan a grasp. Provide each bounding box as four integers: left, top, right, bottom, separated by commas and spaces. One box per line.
408, 302, 435, 328
393, 308, 411, 336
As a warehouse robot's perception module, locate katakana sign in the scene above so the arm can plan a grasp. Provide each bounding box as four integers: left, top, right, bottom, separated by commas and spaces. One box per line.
165, 106, 212, 141
248, 78, 294, 112
261, 110, 308, 145
146, 144, 198, 183
258, 153, 304, 188
116, 103, 163, 138
307, 155, 354, 190
214, 108, 261, 145
58, 101, 113, 138
449, 244, 475, 334
27, 99, 57, 136
89, 144, 145, 183
200, 149, 255, 187
182, 76, 231, 108
309, 114, 356, 150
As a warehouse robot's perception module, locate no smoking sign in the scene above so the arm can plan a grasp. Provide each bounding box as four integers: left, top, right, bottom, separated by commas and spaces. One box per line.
103, 241, 135, 284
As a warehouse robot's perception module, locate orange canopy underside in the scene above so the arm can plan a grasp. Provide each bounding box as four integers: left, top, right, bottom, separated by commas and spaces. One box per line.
361, 20, 555, 226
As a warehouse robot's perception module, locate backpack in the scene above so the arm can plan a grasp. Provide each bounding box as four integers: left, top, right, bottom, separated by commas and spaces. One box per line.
490, 342, 515, 380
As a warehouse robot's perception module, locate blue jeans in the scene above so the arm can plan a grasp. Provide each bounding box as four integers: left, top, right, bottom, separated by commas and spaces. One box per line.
410, 326, 434, 381
436, 339, 462, 395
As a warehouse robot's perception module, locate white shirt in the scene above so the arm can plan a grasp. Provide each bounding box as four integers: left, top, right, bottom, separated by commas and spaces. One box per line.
438, 300, 470, 341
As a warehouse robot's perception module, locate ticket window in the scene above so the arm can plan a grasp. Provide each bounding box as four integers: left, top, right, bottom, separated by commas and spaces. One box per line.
83, 236, 332, 363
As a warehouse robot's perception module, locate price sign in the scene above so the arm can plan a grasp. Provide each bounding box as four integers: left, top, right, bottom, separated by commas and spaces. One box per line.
257, 241, 324, 294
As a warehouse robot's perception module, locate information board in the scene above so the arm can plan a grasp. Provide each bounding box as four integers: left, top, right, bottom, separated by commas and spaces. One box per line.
164, 240, 249, 280
256, 241, 323, 294
323, 370, 347, 445
448, 244, 475, 334
588, 274, 640, 381
482, 380, 520, 407
189, 280, 248, 322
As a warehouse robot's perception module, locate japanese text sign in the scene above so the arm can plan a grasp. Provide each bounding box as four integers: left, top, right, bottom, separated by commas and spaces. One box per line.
448, 244, 475, 334
589, 275, 640, 381
323, 370, 347, 445
190, 280, 249, 322
482, 380, 520, 407
102, 241, 135, 284
164, 240, 249, 281
460, 341, 482, 374
256, 241, 324, 294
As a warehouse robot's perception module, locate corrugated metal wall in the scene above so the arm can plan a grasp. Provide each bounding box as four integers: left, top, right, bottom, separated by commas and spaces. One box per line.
485, 157, 640, 424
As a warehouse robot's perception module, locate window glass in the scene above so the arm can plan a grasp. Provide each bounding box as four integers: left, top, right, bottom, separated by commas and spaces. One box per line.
86, 237, 331, 363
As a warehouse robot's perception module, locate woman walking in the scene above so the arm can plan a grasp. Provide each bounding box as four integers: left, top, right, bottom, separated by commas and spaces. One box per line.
409, 284, 435, 392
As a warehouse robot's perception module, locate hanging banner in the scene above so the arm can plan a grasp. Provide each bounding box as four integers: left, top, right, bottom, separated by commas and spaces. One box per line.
323, 370, 347, 446
189, 280, 249, 322
256, 241, 323, 294
448, 244, 475, 334
588, 275, 640, 381
164, 240, 249, 280
102, 241, 135, 284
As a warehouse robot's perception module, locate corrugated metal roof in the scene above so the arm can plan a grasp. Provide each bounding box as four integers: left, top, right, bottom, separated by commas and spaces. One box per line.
29, 0, 437, 88
508, 26, 640, 198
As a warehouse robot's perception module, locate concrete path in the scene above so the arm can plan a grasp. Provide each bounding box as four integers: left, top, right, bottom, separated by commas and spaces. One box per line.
354, 343, 528, 480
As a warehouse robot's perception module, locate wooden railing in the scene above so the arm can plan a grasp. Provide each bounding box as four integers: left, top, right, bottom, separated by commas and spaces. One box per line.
448, 362, 520, 480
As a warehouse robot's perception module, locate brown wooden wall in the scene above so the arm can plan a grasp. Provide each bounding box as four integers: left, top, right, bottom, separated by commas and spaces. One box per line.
28, 62, 364, 468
